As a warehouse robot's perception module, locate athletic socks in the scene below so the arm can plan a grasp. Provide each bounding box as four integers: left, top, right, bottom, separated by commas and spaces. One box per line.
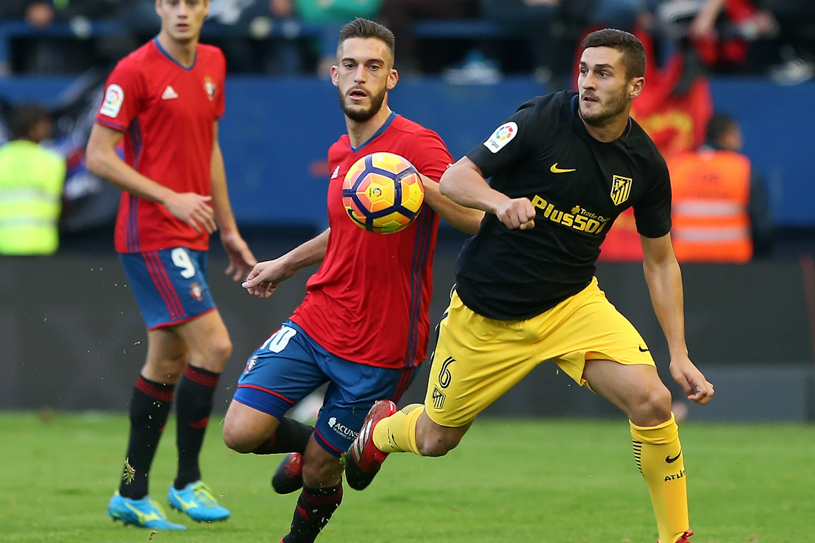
119, 376, 175, 499
251, 417, 315, 455
372, 403, 424, 455
282, 483, 343, 543
630, 413, 689, 543
174, 365, 220, 490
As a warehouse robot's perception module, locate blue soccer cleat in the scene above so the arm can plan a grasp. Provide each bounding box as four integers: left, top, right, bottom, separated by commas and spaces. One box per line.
107, 492, 187, 530
167, 481, 230, 522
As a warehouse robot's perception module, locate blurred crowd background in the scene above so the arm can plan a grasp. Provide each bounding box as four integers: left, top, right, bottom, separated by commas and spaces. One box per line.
1, 0, 814, 260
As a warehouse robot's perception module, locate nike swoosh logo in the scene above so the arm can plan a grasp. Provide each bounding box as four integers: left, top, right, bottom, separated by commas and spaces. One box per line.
550, 163, 576, 174
666, 450, 682, 463
638, 346, 650, 352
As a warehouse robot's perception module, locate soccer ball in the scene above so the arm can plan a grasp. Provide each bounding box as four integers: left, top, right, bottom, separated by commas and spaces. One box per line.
342, 152, 425, 234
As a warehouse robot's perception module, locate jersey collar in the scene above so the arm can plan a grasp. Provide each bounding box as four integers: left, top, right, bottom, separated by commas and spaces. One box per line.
570, 93, 632, 142
152, 37, 197, 71
351, 111, 398, 153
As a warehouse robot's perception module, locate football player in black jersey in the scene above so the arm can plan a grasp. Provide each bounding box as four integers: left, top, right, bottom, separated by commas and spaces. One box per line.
344, 29, 714, 543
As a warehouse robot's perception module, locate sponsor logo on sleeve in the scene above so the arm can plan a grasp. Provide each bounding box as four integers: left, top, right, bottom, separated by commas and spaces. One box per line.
483, 122, 518, 153
100, 84, 124, 118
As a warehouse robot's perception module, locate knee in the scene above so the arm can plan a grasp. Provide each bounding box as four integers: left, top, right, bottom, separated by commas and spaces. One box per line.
629, 385, 673, 427
209, 338, 233, 365
222, 420, 261, 454
416, 429, 462, 457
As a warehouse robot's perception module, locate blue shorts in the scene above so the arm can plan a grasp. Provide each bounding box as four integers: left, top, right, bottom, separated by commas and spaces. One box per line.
119, 248, 216, 330
234, 321, 417, 456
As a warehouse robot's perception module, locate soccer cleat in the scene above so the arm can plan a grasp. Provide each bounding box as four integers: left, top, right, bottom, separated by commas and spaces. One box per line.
272, 452, 304, 494
107, 492, 187, 530
344, 400, 398, 490
167, 481, 230, 522
659, 530, 694, 543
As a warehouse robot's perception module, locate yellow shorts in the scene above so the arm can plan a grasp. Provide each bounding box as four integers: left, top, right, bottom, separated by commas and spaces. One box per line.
424, 278, 655, 427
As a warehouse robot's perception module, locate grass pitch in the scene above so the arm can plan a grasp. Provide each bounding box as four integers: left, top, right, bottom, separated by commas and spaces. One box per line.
0, 412, 813, 543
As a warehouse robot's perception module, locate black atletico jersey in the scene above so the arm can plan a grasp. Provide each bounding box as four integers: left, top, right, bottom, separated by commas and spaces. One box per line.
456, 90, 672, 320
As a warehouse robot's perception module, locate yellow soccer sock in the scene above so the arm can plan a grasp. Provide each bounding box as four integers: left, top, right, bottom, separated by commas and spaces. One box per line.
372, 403, 424, 455
630, 414, 689, 543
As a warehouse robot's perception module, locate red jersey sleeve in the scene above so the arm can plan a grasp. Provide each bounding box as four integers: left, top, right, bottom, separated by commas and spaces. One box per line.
95, 61, 144, 132
409, 129, 453, 182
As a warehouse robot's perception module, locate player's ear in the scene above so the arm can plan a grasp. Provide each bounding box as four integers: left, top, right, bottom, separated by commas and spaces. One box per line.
629, 76, 644, 100
330, 64, 340, 87
387, 68, 398, 91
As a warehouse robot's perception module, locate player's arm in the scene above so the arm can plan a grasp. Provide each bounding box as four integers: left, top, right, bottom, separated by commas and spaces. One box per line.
86, 123, 216, 233
640, 233, 714, 405
440, 156, 535, 230
242, 228, 331, 298
420, 174, 484, 235
210, 122, 257, 280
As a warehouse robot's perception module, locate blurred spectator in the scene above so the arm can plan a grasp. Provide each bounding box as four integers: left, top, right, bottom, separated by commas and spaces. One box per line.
478, 0, 656, 82
668, 113, 773, 262
656, 0, 780, 70
0, 104, 66, 256
272, 0, 385, 74
758, 0, 815, 84
1, 0, 120, 73
378, 0, 476, 75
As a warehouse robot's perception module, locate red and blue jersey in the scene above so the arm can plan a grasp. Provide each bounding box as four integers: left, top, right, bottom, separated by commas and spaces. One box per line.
291, 113, 453, 370
94, 38, 226, 254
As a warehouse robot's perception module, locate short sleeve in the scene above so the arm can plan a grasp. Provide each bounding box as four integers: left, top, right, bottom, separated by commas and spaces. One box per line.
634, 157, 672, 238
407, 129, 453, 182
465, 99, 542, 180
94, 61, 144, 132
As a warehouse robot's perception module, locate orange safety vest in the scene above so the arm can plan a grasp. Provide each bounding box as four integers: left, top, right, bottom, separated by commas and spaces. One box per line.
669, 149, 752, 263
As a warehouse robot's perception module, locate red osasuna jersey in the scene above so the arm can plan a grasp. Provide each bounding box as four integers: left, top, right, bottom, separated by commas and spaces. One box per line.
291, 113, 453, 370
94, 38, 226, 253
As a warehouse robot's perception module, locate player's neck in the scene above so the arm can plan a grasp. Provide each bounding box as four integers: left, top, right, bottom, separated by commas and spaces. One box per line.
156, 31, 198, 68
346, 105, 393, 149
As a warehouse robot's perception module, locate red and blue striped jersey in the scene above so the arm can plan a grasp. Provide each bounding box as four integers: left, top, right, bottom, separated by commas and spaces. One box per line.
291, 114, 452, 369
94, 38, 226, 253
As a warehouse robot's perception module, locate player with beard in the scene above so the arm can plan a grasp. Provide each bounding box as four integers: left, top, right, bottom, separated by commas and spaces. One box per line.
87, 0, 255, 530
345, 29, 714, 543
221, 18, 483, 543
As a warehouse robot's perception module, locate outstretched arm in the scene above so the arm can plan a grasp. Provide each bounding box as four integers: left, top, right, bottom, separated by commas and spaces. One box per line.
439, 156, 535, 230
242, 229, 331, 298
211, 122, 256, 280
421, 174, 484, 235
641, 233, 714, 405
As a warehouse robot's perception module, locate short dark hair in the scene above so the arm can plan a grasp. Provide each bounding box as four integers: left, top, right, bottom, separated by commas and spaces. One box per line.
581, 29, 646, 79
11, 103, 51, 140
706, 114, 738, 145
337, 18, 395, 61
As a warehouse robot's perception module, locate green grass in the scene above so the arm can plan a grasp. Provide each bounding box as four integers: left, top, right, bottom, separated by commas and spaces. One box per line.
0, 413, 813, 543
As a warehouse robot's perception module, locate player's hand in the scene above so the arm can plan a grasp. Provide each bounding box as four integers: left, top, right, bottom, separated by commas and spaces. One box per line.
495, 197, 535, 230
163, 192, 217, 234
669, 355, 714, 405
242, 259, 295, 298
221, 232, 257, 281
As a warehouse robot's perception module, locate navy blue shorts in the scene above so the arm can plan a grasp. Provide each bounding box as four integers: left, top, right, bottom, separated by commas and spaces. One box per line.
233, 321, 416, 456
119, 248, 216, 330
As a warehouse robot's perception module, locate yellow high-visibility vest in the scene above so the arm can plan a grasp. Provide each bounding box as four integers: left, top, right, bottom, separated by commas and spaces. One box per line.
0, 140, 66, 255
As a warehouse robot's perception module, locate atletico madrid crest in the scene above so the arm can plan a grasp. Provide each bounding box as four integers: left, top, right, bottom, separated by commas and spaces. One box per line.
611, 175, 632, 206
